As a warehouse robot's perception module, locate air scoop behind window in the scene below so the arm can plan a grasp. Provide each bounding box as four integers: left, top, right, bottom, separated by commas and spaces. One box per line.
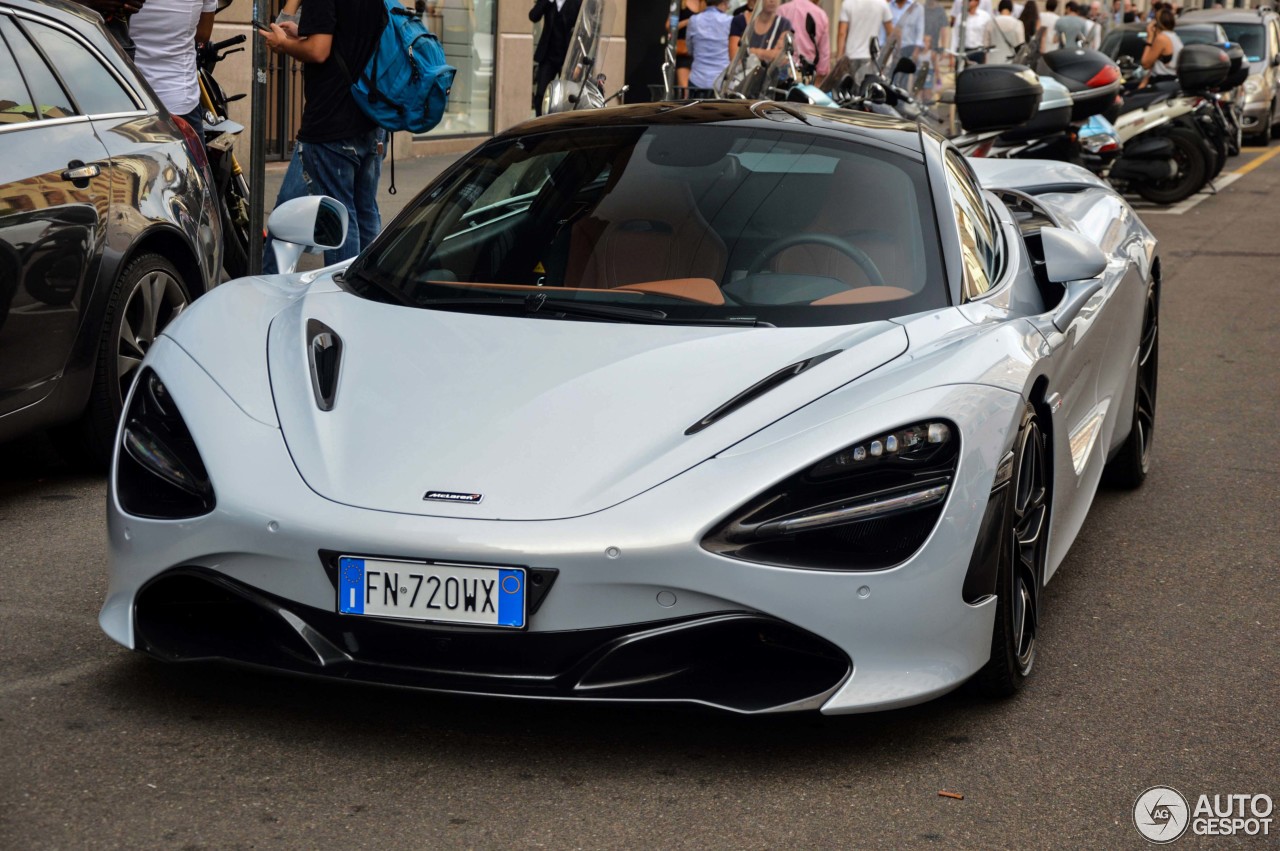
685, 350, 842, 435
307, 319, 343, 411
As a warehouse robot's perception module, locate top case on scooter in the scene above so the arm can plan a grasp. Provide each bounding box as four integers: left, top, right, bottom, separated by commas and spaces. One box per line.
1177, 44, 1231, 92
1039, 48, 1122, 121
955, 64, 1043, 132
999, 77, 1074, 142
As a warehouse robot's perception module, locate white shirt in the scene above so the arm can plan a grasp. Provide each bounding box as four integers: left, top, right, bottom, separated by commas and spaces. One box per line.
131, 0, 218, 116
950, 0, 994, 21
1038, 10, 1060, 50
840, 0, 893, 59
952, 8, 992, 51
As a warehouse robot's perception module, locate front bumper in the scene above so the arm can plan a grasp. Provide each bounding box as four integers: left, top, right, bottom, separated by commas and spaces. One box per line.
102, 337, 1019, 714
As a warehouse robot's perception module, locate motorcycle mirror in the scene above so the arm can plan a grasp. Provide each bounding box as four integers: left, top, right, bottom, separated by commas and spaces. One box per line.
806, 13, 817, 42
1272, 53, 1280, 66
543, 78, 570, 114
894, 57, 917, 75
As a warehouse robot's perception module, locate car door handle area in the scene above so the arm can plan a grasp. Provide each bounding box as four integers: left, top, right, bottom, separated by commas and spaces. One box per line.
61, 162, 101, 183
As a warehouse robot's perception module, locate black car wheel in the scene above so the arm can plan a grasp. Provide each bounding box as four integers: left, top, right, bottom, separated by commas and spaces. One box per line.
70, 253, 190, 467
1135, 127, 1209, 205
1104, 278, 1159, 489
975, 405, 1049, 698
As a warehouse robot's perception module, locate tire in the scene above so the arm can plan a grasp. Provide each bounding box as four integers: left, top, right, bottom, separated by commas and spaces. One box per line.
1135, 126, 1208, 205
220, 173, 251, 280
62, 253, 191, 468
1271, 102, 1280, 140
974, 404, 1049, 699
1104, 278, 1159, 489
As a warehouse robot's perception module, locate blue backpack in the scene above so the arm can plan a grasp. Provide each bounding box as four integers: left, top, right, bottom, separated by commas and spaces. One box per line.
336, 0, 456, 134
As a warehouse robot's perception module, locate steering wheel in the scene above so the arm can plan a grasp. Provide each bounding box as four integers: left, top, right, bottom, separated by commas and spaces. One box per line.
745, 232, 886, 289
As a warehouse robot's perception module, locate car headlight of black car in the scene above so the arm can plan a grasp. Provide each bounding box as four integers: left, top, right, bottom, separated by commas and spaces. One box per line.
116, 369, 215, 519
702, 421, 958, 570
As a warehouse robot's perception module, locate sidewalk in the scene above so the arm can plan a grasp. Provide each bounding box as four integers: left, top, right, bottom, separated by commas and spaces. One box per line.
262, 150, 468, 270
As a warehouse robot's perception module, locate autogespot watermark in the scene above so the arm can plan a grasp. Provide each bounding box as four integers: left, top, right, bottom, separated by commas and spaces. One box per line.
1133, 786, 1274, 843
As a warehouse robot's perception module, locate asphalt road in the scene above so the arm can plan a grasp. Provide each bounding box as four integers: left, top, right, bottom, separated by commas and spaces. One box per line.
2, 149, 1278, 850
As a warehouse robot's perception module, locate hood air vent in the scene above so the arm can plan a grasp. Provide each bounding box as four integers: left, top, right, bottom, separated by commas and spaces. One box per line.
307, 319, 342, 411
685, 350, 842, 436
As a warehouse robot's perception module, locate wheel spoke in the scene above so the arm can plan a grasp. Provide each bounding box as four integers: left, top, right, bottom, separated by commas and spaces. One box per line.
139, 273, 163, 342
117, 353, 142, 385
118, 314, 144, 359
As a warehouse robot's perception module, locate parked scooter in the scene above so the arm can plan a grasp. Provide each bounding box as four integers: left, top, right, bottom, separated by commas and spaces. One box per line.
542, 0, 628, 113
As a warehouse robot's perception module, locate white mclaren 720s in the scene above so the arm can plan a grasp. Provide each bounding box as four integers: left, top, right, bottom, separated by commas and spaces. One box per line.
101, 102, 1160, 715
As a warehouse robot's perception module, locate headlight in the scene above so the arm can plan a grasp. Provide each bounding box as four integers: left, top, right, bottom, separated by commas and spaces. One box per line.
1245, 76, 1263, 96
702, 421, 958, 570
116, 369, 215, 519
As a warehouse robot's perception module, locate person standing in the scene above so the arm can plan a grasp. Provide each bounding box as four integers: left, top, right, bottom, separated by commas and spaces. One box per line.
887, 0, 926, 61
728, 0, 757, 60
951, 0, 992, 63
687, 0, 734, 88
987, 0, 1025, 63
529, 0, 583, 116
258, 0, 384, 268
676, 1, 705, 90
1038, 0, 1060, 49
129, 0, 216, 140
741, 0, 792, 65
1054, 1, 1094, 48
777, 0, 831, 77
838, 0, 894, 79
1018, 0, 1039, 45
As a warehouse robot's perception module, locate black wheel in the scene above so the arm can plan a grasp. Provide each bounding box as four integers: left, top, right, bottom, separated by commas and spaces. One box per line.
60, 253, 190, 467
1104, 278, 1159, 489
1135, 127, 1208, 205
220, 173, 251, 280
975, 405, 1049, 698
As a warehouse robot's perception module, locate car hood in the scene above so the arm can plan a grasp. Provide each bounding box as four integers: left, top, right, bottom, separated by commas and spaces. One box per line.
268, 290, 908, 520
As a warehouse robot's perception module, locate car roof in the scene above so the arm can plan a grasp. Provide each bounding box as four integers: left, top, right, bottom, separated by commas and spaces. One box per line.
1180, 9, 1276, 24
0, 0, 101, 26
500, 101, 927, 155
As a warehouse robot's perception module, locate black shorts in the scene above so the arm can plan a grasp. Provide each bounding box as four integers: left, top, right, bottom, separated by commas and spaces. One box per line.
677, 53, 693, 69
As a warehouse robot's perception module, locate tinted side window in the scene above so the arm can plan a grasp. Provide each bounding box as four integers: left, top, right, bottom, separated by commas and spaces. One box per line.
0, 21, 38, 125
23, 19, 137, 115
944, 151, 997, 300
0, 16, 76, 119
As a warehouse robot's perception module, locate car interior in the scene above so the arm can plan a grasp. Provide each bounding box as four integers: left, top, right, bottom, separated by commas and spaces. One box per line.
362, 124, 947, 321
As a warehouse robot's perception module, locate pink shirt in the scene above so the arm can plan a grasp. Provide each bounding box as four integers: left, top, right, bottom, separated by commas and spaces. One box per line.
778, 0, 831, 77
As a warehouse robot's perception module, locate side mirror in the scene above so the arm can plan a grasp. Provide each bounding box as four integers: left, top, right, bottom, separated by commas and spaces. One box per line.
266, 195, 348, 275
805, 13, 817, 42
1039, 227, 1106, 332
1271, 53, 1280, 67
894, 57, 917, 76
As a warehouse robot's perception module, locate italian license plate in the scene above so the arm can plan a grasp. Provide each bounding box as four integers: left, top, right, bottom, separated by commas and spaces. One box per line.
338, 556, 526, 628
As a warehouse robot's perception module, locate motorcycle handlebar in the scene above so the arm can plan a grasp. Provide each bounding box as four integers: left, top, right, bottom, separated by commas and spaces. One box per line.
208, 34, 247, 53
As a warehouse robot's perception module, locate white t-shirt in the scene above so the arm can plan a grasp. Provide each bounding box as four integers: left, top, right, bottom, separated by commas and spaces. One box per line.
1038, 11, 1060, 50
840, 0, 893, 60
131, 0, 219, 116
952, 8, 993, 51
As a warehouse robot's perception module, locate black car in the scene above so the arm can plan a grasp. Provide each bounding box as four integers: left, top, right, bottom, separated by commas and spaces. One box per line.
0, 0, 221, 463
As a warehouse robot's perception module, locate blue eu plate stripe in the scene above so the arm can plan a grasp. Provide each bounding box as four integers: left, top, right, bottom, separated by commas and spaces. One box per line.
339, 557, 365, 614
498, 568, 524, 627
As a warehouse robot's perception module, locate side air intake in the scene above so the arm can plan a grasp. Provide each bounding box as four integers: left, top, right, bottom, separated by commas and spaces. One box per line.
685, 350, 842, 436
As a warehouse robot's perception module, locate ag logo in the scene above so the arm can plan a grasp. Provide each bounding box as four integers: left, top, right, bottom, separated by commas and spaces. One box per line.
1134, 786, 1190, 843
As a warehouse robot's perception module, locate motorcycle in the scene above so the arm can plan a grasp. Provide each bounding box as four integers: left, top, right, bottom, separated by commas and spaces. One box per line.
196, 32, 250, 278
542, 0, 628, 113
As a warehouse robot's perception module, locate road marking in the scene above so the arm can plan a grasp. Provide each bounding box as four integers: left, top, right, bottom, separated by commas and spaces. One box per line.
1130, 173, 1241, 215
1232, 145, 1280, 175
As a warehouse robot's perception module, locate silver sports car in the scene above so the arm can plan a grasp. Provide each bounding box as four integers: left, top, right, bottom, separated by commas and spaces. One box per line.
100, 103, 1159, 714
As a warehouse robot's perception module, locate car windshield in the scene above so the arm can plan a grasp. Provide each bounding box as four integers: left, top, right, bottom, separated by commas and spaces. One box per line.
1218, 23, 1265, 60
1177, 27, 1224, 46
347, 123, 948, 327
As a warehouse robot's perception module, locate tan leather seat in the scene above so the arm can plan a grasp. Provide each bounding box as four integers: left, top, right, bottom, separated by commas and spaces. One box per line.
566, 175, 728, 290
769, 158, 922, 293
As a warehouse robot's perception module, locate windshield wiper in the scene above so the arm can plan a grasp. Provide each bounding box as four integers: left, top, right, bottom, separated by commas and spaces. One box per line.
416, 292, 772, 326
337, 267, 415, 307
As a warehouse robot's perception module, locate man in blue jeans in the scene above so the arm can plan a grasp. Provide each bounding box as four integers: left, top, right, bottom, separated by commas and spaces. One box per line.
259, 0, 384, 273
